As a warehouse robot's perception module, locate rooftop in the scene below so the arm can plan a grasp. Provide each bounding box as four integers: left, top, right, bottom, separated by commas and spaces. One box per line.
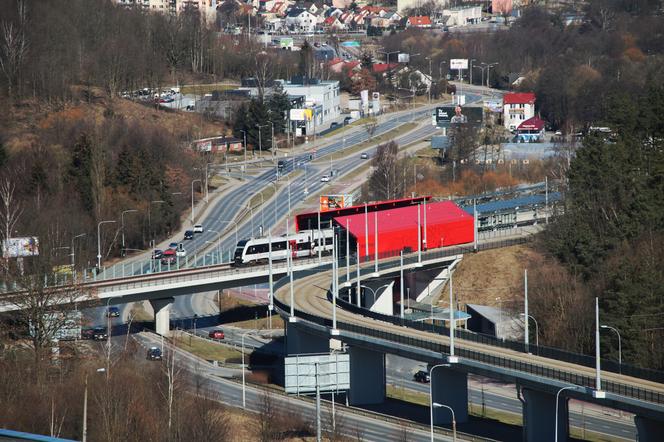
503, 92, 536, 105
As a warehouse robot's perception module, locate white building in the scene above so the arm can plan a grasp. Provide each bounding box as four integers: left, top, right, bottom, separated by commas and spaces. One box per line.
285, 8, 317, 34
442, 6, 482, 26
503, 92, 536, 132
279, 79, 341, 124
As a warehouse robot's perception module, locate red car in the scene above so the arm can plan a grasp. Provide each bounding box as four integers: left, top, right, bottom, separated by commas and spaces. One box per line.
208, 329, 225, 340
160, 249, 176, 265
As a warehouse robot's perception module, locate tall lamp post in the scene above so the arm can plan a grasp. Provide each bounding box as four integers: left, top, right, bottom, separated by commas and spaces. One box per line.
256, 124, 269, 158
429, 364, 456, 442
71, 233, 86, 269
191, 179, 201, 223
601, 325, 622, 374
555, 386, 577, 442
120, 209, 138, 257
520, 313, 539, 347
97, 220, 116, 270
148, 200, 165, 249
241, 330, 253, 409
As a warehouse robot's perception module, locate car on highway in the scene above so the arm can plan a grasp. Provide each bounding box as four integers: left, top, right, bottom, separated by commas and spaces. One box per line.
320, 175, 330, 183
175, 244, 187, 257
151, 249, 163, 260
184, 230, 194, 240
106, 306, 120, 318
208, 329, 225, 340
193, 224, 204, 233
147, 347, 162, 361
168, 242, 178, 250
161, 249, 177, 265
361, 153, 369, 159
92, 327, 108, 341
81, 327, 95, 340
413, 370, 430, 383
278, 160, 286, 170
330, 122, 340, 129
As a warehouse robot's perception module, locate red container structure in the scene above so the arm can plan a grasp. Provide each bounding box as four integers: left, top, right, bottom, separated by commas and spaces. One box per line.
333, 200, 474, 260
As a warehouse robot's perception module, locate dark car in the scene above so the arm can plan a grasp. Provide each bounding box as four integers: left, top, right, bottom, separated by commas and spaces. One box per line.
343, 116, 353, 125
147, 347, 162, 361
151, 249, 163, 260
106, 306, 120, 318
208, 329, 225, 340
81, 327, 95, 340
92, 327, 108, 341
414, 370, 430, 383
330, 122, 340, 129
184, 230, 194, 240
277, 160, 286, 170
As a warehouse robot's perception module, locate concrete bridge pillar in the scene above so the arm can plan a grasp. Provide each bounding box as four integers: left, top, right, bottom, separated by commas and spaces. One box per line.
635, 415, 664, 442
348, 346, 385, 405
430, 366, 469, 424
150, 297, 174, 336
521, 388, 568, 442
285, 321, 330, 355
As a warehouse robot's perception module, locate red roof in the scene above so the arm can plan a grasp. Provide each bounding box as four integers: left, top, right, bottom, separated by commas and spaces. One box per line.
324, 16, 337, 25
517, 116, 545, 131
407, 16, 432, 26
503, 92, 536, 105
372, 62, 399, 73
333, 200, 474, 258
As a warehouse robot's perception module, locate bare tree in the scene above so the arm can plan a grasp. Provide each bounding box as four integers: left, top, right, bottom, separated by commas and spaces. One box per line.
367, 141, 406, 201
0, 0, 28, 97
0, 178, 23, 259
256, 389, 278, 441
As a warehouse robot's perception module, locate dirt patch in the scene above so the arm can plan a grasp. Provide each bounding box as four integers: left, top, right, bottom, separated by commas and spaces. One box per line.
446, 244, 543, 311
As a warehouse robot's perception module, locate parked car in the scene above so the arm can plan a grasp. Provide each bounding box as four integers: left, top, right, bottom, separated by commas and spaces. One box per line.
161, 249, 177, 265
208, 329, 225, 340
320, 175, 330, 183
176, 244, 187, 257
151, 249, 163, 260
361, 153, 368, 159
81, 327, 95, 340
184, 230, 194, 240
106, 306, 120, 318
330, 122, 340, 129
343, 116, 353, 125
413, 370, 430, 383
92, 327, 108, 341
193, 224, 204, 233
147, 347, 162, 361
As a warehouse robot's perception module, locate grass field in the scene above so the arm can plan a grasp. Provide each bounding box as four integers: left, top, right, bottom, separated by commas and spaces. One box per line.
171, 332, 244, 362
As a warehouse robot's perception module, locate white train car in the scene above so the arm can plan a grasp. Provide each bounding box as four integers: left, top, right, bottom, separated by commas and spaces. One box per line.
232, 229, 335, 266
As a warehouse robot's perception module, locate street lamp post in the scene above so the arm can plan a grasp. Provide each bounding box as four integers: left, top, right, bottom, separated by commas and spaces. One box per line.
121, 209, 138, 257
520, 313, 539, 347
486, 62, 499, 88
359, 284, 391, 306
241, 330, 252, 409
601, 325, 622, 374
555, 386, 577, 442
97, 220, 116, 270
71, 233, 86, 269
191, 179, 201, 223
257, 124, 269, 158
148, 200, 165, 249
240, 129, 248, 167
429, 364, 455, 442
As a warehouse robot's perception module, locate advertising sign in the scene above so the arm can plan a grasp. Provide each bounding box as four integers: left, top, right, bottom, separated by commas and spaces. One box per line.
450, 58, 469, 70
195, 140, 213, 152
435, 106, 483, 126
2, 237, 39, 258
285, 353, 350, 394
397, 53, 410, 63
290, 109, 313, 121
319, 195, 353, 212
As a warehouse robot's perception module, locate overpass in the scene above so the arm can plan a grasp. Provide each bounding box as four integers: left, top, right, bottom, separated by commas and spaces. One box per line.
272, 248, 664, 442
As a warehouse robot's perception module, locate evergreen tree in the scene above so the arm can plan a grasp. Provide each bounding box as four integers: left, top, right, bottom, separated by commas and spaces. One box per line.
268, 83, 291, 135
0, 142, 7, 168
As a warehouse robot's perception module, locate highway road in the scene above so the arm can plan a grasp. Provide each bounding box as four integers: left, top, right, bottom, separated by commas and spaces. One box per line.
133, 331, 472, 442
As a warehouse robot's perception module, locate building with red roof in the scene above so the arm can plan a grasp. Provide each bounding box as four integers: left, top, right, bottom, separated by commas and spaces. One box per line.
372, 62, 399, 74
406, 16, 432, 28
333, 200, 474, 260
515, 116, 545, 142
503, 92, 536, 132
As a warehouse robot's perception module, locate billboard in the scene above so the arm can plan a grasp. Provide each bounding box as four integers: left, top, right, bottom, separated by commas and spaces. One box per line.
397, 53, 410, 63
435, 106, 483, 126
2, 237, 39, 258
450, 59, 468, 70
320, 195, 353, 212
290, 108, 313, 121
285, 353, 350, 394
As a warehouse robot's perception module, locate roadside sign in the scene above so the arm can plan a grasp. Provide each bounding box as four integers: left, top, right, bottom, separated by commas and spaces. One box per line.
285, 353, 350, 394
450, 59, 468, 70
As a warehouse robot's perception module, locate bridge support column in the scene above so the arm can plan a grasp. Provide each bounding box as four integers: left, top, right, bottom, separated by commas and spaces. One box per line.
285, 322, 329, 355
430, 366, 468, 424
150, 297, 174, 336
635, 415, 664, 442
521, 388, 568, 442
348, 346, 385, 405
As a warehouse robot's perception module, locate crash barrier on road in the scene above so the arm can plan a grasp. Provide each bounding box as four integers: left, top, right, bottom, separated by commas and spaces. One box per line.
329, 286, 664, 386
273, 265, 664, 405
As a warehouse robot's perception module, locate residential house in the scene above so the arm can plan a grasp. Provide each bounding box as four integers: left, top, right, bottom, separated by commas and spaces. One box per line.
503, 92, 536, 131
322, 15, 346, 30
406, 16, 432, 28
285, 8, 317, 33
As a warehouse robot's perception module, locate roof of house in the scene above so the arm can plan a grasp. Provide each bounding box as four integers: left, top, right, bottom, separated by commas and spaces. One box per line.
324, 15, 338, 24
503, 92, 536, 105
517, 116, 545, 131
407, 16, 432, 26
286, 8, 307, 17
372, 62, 399, 73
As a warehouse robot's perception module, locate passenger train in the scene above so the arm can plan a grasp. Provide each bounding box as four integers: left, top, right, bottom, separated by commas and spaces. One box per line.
232, 229, 335, 266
